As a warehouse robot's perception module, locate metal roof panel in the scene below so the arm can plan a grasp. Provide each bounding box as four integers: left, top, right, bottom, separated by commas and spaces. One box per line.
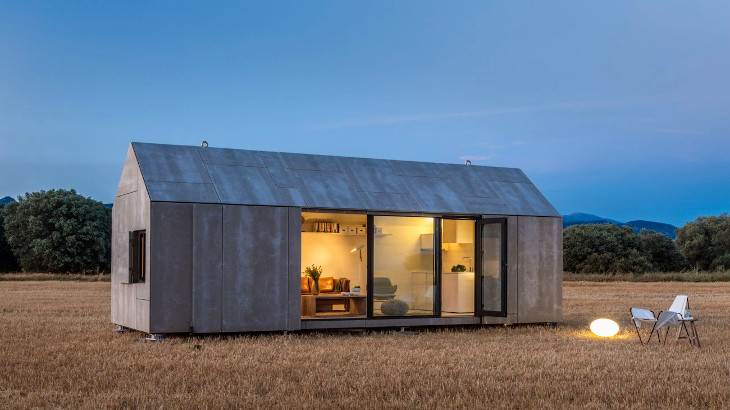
129, 142, 559, 217
206, 164, 283, 205
288, 169, 365, 209
133, 143, 211, 184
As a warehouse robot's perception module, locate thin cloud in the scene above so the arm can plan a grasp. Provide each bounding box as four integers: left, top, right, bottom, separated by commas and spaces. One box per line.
652, 128, 699, 135
474, 143, 505, 150
313, 101, 604, 129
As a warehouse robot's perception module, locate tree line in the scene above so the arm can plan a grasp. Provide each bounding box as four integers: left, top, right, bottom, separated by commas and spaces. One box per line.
0, 188, 727, 275
564, 213, 730, 273
0, 189, 110, 273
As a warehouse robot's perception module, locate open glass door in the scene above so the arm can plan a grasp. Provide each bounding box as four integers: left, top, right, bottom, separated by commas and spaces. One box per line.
477, 218, 507, 316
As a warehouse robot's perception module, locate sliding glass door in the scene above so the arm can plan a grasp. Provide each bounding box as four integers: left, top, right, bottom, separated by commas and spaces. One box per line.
371, 216, 436, 316
478, 219, 507, 316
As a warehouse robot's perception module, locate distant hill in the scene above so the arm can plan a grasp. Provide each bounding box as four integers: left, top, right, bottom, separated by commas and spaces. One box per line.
562, 213, 678, 239
625, 220, 678, 239
562, 212, 621, 225
0, 196, 15, 206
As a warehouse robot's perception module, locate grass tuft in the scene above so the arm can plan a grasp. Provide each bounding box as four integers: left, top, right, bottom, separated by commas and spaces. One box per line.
0, 272, 111, 282
563, 270, 730, 282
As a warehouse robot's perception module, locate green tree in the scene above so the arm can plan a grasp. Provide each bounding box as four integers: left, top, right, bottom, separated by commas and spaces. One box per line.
563, 224, 654, 273
639, 229, 687, 272
676, 213, 730, 270
0, 204, 20, 272
2, 189, 111, 273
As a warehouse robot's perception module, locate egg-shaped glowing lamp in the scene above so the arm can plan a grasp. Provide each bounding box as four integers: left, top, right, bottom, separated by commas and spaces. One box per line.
590, 319, 619, 337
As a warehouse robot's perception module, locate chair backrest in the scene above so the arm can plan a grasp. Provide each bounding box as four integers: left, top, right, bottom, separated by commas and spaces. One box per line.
668, 295, 688, 318
630, 308, 656, 328
631, 308, 655, 320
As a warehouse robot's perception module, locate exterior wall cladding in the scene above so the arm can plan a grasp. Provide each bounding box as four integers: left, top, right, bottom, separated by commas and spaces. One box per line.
112, 143, 562, 334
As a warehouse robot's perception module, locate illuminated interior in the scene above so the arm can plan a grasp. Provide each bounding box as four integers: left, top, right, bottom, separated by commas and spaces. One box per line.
441, 219, 475, 316
372, 216, 435, 316
301, 212, 367, 319
300, 212, 482, 319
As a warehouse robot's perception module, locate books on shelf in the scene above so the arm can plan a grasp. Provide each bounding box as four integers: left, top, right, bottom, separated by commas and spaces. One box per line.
313, 222, 340, 233
311, 222, 366, 234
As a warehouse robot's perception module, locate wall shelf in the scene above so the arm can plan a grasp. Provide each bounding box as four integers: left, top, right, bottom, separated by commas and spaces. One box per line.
301, 232, 392, 237
302, 232, 366, 236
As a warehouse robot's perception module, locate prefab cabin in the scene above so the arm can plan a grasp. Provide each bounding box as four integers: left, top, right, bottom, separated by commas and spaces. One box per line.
112, 142, 562, 335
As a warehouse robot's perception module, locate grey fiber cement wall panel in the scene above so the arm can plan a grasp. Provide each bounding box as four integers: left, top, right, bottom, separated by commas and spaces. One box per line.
111, 156, 150, 330
517, 216, 563, 323
287, 207, 302, 331
135, 299, 150, 333
116, 145, 139, 197
150, 202, 194, 334
222, 205, 289, 332
135, 172, 151, 302
192, 204, 224, 333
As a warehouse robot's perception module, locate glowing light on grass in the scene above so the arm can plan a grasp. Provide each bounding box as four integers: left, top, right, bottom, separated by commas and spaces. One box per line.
590, 319, 619, 337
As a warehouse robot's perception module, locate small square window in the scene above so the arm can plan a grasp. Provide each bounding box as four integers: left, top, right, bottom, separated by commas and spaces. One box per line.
129, 230, 146, 283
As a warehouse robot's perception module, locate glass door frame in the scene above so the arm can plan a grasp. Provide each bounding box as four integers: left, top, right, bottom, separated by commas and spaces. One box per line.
366, 214, 441, 319
475, 218, 508, 317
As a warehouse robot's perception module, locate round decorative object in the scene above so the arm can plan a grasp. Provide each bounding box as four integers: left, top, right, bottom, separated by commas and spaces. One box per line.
590, 318, 619, 337
381, 299, 409, 316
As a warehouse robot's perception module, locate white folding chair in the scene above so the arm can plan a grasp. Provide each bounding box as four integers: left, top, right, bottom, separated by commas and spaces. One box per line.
630, 308, 660, 344
649, 310, 681, 343
666, 295, 700, 346
668, 295, 689, 319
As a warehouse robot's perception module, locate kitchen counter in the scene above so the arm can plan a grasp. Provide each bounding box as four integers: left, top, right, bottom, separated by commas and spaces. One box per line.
442, 271, 475, 313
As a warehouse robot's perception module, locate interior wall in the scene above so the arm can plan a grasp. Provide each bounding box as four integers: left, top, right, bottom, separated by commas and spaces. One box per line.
442, 243, 475, 272
301, 234, 367, 290
372, 216, 434, 311
301, 212, 367, 291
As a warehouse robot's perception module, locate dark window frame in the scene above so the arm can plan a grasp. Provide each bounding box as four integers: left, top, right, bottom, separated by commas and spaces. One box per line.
129, 230, 146, 283
475, 218, 508, 317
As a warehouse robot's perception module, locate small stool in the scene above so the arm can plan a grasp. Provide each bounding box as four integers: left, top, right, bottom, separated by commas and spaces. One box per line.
676, 318, 700, 347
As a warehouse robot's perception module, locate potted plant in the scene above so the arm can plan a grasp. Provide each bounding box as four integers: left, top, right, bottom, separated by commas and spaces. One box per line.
352, 285, 361, 294
304, 264, 323, 295
451, 264, 467, 273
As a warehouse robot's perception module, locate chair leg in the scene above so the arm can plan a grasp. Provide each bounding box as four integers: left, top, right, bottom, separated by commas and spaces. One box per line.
634, 324, 645, 345
648, 322, 660, 345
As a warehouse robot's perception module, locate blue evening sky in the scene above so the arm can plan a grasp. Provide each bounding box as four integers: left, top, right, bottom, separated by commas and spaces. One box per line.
1, 1, 728, 226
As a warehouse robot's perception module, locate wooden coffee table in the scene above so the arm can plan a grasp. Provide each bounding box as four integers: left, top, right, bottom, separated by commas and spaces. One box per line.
301, 294, 366, 317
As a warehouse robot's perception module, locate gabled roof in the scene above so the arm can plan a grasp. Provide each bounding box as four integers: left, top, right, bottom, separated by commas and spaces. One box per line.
130, 142, 560, 217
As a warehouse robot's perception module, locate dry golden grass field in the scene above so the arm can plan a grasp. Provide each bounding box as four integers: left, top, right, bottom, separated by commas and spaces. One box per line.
1, 281, 729, 409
